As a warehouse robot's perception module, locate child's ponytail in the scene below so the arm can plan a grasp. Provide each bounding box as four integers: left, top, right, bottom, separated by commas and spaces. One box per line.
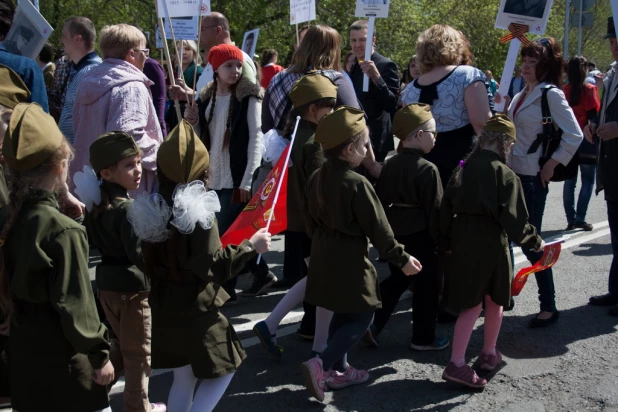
451, 131, 514, 186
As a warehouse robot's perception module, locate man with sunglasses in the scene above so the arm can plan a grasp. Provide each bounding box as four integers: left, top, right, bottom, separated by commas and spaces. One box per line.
585, 17, 618, 316
168, 12, 257, 102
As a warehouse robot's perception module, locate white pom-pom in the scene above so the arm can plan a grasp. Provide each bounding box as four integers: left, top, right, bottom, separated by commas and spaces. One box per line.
170, 181, 221, 234
73, 165, 101, 212
262, 128, 290, 165
127, 193, 172, 243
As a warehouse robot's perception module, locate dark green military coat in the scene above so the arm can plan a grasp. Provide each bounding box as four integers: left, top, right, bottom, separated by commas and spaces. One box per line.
303, 159, 410, 313
84, 181, 148, 292
0, 165, 8, 208
1, 190, 110, 411
440, 150, 542, 310
287, 120, 324, 232
376, 148, 443, 243
147, 219, 256, 378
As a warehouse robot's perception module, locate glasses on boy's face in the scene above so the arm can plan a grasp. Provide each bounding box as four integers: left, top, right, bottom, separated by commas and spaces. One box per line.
425, 130, 438, 139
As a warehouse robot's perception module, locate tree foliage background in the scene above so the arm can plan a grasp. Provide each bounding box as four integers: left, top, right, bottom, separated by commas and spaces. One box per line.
38, 0, 615, 76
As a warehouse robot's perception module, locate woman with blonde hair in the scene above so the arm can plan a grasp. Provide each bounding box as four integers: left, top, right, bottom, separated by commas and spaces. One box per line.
401, 24, 492, 187
72, 23, 163, 194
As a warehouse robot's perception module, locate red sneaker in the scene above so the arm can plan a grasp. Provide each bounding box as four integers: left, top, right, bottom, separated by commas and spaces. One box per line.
479, 350, 503, 371
442, 362, 487, 389
301, 357, 329, 402
326, 365, 369, 389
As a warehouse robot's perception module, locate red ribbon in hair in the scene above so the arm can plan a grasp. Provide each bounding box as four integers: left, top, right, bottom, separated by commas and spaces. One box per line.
500, 23, 531, 46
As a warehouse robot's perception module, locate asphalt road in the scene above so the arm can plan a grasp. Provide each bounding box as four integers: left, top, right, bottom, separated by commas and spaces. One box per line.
2, 177, 613, 412
102, 178, 615, 411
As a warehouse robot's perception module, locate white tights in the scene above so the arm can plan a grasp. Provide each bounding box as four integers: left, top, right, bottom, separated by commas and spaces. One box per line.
167, 365, 234, 412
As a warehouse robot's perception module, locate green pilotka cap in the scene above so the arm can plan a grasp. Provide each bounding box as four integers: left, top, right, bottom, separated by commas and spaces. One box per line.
157, 119, 210, 184
289, 72, 338, 107
392, 103, 434, 140
315, 106, 366, 150
3, 103, 63, 172
0, 64, 30, 109
482, 114, 517, 141
90, 131, 140, 174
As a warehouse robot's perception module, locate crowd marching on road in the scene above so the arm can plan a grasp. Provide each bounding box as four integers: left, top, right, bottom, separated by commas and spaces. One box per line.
0, 0, 616, 411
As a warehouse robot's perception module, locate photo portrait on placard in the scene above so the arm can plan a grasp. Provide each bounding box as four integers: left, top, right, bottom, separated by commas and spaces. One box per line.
241, 28, 259, 58
495, 0, 553, 34
4, 10, 39, 57
355, 0, 390, 18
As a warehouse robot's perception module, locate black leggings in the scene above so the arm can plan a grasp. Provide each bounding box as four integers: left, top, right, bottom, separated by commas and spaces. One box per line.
319, 311, 374, 372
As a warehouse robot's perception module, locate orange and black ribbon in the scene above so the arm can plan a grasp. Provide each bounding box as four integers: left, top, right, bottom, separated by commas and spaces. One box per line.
500, 23, 531, 46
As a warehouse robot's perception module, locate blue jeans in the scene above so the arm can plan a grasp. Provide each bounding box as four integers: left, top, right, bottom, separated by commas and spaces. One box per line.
563, 164, 596, 224
607, 201, 618, 297
517, 174, 556, 313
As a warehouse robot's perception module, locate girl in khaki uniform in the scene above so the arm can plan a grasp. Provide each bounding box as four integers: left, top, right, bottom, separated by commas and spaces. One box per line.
301, 107, 422, 402
440, 115, 544, 389
130, 120, 271, 412
0, 103, 114, 411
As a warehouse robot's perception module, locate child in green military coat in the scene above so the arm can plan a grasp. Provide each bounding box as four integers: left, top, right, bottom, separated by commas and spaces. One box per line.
440, 115, 544, 389
75, 131, 166, 412
301, 106, 423, 402
130, 120, 272, 412
0, 103, 114, 411
254, 72, 337, 358
366, 103, 449, 351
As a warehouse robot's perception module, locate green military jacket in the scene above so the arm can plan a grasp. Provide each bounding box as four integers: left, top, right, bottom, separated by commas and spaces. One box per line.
287, 119, 324, 232
303, 158, 410, 313
84, 181, 148, 292
147, 215, 256, 378
1, 190, 110, 411
440, 150, 542, 310
0, 164, 8, 208
376, 148, 443, 243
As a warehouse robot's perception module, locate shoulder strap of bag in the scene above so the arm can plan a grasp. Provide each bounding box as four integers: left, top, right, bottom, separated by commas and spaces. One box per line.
527, 85, 558, 154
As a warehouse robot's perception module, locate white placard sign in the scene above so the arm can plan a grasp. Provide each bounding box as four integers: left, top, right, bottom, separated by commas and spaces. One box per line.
156, 17, 199, 44
493, 0, 554, 112
355, 0, 390, 18
4, 0, 53, 60
157, 0, 211, 18
290, 0, 316, 25
241, 28, 260, 58
495, 0, 554, 35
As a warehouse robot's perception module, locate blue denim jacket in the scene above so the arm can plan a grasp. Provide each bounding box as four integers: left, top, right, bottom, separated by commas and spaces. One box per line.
0, 44, 49, 112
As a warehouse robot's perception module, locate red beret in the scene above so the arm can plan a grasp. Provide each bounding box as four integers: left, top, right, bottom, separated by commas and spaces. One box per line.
208, 44, 244, 71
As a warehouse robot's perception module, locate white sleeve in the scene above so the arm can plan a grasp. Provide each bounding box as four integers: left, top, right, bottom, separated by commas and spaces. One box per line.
240, 97, 263, 192
547, 87, 583, 166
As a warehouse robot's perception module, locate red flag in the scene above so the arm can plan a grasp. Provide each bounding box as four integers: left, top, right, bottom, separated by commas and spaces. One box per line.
511, 240, 564, 297
220, 146, 290, 247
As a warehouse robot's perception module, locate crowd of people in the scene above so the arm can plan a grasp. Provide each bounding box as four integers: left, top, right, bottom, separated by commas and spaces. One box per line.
0, 0, 615, 410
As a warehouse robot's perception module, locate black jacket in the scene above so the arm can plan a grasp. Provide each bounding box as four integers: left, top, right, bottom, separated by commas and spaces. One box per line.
350, 51, 399, 155
197, 76, 263, 189
598, 69, 618, 201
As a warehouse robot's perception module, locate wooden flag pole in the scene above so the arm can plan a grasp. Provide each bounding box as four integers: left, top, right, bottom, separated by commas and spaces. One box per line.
160, 0, 191, 104
256, 116, 301, 264
295, 22, 300, 47
191, 15, 203, 107
156, 18, 182, 122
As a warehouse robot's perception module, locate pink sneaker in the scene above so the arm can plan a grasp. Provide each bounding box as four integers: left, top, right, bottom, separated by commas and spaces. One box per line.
326, 365, 369, 389
479, 350, 503, 371
151, 403, 167, 412
442, 362, 487, 389
301, 357, 329, 402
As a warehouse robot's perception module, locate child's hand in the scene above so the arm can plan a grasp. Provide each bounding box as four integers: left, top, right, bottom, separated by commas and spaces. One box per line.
534, 240, 546, 253
250, 228, 272, 254
93, 360, 115, 386
184, 104, 199, 126
402, 256, 423, 276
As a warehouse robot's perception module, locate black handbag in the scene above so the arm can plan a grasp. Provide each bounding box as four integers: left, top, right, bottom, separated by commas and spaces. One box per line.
527, 85, 579, 182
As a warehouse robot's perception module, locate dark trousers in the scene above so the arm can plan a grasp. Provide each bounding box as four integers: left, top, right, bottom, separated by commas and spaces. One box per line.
607, 200, 618, 297
0, 335, 8, 397
284, 231, 316, 333
518, 174, 556, 313
215, 189, 269, 295
373, 230, 439, 345
320, 311, 374, 372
